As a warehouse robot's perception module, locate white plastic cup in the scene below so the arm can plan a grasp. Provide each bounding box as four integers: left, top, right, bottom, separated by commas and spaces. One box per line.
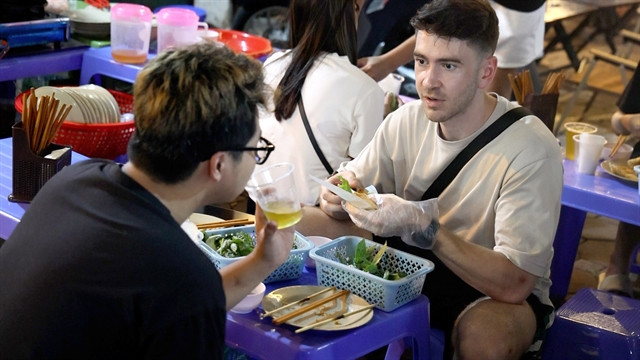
110, 3, 153, 64
576, 133, 607, 175
378, 73, 405, 95
156, 8, 208, 53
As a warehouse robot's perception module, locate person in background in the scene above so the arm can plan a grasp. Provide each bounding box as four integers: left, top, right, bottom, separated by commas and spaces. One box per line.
598, 63, 640, 298
0, 43, 294, 359
258, 0, 384, 207
318, 1, 562, 358
356, 0, 546, 98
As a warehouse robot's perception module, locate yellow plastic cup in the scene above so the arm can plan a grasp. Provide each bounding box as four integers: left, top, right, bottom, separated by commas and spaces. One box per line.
564, 122, 597, 160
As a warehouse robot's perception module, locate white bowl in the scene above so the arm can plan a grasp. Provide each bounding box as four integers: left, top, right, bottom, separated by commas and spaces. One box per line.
601, 142, 633, 161
230, 282, 266, 314
305, 236, 332, 268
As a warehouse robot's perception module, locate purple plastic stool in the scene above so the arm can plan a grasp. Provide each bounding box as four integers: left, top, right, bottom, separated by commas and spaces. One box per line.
541, 288, 640, 360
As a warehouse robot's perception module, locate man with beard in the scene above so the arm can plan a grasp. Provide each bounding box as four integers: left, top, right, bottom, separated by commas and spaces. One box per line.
317, 1, 562, 359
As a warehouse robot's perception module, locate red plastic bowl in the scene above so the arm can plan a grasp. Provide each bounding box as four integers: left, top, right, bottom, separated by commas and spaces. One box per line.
216, 29, 273, 58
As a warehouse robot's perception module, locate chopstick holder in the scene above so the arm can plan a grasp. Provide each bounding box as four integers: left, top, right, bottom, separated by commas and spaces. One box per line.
294, 304, 376, 334
196, 218, 254, 230
261, 286, 336, 319
272, 289, 350, 325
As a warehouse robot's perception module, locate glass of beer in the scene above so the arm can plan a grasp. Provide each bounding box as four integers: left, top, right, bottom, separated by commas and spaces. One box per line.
245, 162, 302, 229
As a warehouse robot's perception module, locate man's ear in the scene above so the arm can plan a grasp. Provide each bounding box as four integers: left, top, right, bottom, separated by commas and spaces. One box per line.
207, 152, 226, 182
479, 55, 498, 89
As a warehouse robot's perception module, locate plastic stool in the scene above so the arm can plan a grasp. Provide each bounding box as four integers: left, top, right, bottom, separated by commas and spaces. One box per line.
541, 288, 640, 360
153, 5, 207, 22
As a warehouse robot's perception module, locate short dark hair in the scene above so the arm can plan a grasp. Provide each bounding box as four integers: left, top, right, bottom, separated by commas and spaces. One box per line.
274, 0, 359, 120
129, 43, 267, 184
410, 0, 499, 56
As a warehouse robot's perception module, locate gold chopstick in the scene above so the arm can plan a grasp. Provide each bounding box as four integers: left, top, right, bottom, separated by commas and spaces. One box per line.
294, 304, 376, 334
609, 135, 628, 159
272, 289, 350, 325
196, 219, 254, 230
261, 286, 336, 319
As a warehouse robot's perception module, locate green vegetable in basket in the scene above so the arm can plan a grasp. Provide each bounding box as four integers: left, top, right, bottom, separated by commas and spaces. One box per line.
204, 231, 255, 258
343, 239, 407, 280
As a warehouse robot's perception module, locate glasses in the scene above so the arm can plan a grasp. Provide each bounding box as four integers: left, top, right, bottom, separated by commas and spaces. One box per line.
224, 136, 275, 165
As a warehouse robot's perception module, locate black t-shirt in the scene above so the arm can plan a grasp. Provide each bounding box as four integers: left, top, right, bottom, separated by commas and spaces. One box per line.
493, 0, 545, 12
0, 160, 226, 359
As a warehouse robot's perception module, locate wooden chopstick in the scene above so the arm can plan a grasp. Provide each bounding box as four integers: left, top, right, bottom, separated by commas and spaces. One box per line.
272, 289, 350, 325
609, 134, 628, 159
294, 304, 375, 334
261, 286, 336, 319
196, 218, 254, 230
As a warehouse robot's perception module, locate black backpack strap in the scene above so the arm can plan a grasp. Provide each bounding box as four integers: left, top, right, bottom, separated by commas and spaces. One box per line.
299, 98, 334, 175
421, 106, 532, 200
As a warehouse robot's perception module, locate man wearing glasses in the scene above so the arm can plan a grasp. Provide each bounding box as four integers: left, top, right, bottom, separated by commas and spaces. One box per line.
0, 43, 287, 359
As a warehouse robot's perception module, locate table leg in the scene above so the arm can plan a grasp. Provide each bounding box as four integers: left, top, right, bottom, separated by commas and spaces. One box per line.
549, 205, 588, 306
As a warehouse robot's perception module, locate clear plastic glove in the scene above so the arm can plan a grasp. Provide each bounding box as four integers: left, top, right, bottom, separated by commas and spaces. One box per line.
343, 194, 439, 249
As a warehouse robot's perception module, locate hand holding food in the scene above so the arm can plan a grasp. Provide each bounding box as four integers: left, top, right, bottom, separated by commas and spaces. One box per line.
337, 175, 378, 210
343, 195, 439, 249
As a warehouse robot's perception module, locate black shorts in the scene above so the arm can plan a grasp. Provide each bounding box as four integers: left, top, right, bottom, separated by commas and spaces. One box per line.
372, 235, 553, 358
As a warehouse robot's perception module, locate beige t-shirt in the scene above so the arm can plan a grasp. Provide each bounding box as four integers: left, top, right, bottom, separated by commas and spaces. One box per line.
343, 95, 563, 306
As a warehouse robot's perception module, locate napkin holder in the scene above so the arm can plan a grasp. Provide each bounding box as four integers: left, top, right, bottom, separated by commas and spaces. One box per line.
9, 121, 71, 203
523, 93, 559, 133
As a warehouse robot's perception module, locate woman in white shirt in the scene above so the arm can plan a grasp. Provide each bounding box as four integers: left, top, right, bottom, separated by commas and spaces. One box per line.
258, 0, 384, 205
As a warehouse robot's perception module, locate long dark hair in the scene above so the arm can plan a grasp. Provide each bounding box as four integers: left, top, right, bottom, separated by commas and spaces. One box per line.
274, 0, 359, 120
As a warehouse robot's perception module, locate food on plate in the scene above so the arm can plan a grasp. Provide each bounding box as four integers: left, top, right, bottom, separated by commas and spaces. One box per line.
609, 160, 638, 180
337, 176, 378, 210
628, 156, 640, 167
336, 239, 407, 280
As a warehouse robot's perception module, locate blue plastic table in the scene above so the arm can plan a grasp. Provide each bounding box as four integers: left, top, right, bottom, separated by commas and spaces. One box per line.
225, 267, 432, 360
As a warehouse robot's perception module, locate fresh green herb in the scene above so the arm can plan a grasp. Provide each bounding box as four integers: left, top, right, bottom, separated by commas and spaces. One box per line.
203, 231, 299, 258
204, 231, 255, 258
338, 175, 352, 193
338, 239, 407, 280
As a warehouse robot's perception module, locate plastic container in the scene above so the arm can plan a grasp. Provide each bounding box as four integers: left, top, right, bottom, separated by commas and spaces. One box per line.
110, 3, 153, 64
310, 236, 434, 312
156, 8, 208, 53
198, 225, 313, 283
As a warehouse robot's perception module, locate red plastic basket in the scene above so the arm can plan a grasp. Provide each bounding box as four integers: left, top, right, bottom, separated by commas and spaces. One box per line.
14, 88, 135, 160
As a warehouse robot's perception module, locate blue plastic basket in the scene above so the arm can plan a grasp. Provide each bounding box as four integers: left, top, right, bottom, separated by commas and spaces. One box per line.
199, 225, 313, 283
310, 236, 434, 311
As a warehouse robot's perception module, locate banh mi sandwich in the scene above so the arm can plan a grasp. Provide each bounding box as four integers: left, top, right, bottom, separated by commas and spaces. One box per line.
338, 176, 378, 210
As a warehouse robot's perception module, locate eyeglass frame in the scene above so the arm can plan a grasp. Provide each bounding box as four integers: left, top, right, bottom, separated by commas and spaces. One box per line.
222, 136, 275, 165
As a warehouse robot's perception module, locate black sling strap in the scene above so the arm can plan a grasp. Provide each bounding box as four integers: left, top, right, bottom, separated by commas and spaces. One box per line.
299, 98, 334, 175
421, 106, 532, 200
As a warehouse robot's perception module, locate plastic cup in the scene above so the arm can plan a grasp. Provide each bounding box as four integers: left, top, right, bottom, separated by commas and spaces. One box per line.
245, 162, 302, 229
575, 133, 606, 175
377, 73, 405, 95
564, 122, 597, 160
110, 3, 153, 64
156, 8, 208, 53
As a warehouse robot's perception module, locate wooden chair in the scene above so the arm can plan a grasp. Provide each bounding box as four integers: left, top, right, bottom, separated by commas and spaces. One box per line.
556, 29, 640, 134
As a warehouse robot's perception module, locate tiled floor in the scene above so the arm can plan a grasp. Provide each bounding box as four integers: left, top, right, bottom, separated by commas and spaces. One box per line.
539, 11, 640, 301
